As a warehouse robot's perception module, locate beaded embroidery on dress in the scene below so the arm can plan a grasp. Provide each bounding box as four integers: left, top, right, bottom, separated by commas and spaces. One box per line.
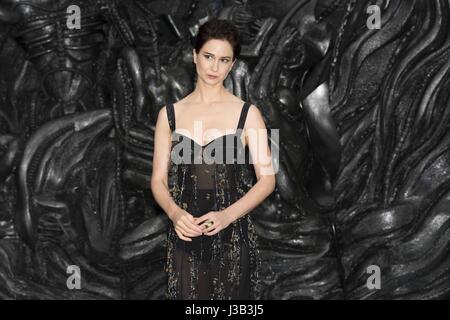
164, 101, 262, 300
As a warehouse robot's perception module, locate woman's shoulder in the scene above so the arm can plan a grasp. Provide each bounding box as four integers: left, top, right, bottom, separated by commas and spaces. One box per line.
172, 94, 195, 108
228, 93, 246, 106
243, 103, 265, 130
158, 104, 170, 120
166, 93, 259, 113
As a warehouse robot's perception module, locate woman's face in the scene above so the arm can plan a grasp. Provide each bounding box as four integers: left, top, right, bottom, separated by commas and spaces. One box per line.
193, 38, 236, 84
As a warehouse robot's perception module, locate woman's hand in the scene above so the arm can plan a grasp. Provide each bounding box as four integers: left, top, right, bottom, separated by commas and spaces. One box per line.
196, 210, 234, 236
170, 208, 203, 242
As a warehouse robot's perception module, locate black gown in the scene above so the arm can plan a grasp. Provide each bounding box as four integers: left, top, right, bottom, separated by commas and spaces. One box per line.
164, 101, 262, 300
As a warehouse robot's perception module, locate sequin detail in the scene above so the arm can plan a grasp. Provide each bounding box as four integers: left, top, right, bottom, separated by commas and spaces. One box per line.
164, 101, 262, 300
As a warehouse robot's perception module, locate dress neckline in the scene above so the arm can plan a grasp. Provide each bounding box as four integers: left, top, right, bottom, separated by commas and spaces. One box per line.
168, 101, 251, 149
173, 131, 241, 148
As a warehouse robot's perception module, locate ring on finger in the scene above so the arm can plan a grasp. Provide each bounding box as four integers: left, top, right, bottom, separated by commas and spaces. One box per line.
204, 220, 214, 229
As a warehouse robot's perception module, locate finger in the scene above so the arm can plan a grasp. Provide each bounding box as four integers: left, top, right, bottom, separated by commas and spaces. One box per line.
175, 228, 192, 241
186, 214, 203, 230
180, 213, 203, 232
187, 221, 204, 234
202, 221, 216, 233
183, 220, 203, 234
196, 214, 212, 226
179, 221, 202, 236
185, 214, 197, 224
176, 224, 197, 238
179, 226, 200, 237
204, 227, 220, 236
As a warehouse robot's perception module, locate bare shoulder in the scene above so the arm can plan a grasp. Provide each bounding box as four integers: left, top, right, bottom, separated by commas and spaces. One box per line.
156, 105, 170, 131
229, 94, 245, 106
247, 104, 264, 120
172, 95, 194, 110
243, 104, 266, 130
223, 95, 246, 113
247, 103, 261, 114
157, 105, 168, 121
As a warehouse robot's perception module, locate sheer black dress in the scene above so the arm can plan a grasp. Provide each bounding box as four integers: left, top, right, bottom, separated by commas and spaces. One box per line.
164, 101, 262, 300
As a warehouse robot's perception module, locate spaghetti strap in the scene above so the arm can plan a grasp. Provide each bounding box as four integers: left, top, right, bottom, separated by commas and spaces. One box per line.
165, 102, 176, 132
237, 102, 251, 130
165, 98, 262, 300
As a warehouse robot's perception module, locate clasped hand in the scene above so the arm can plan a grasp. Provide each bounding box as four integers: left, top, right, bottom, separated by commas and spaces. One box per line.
171, 208, 233, 242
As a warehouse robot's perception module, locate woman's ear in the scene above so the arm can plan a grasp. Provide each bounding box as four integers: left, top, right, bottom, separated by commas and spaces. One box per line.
193, 49, 197, 64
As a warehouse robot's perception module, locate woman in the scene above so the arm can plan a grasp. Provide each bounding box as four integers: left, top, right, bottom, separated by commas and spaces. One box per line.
151, 19, 276, 300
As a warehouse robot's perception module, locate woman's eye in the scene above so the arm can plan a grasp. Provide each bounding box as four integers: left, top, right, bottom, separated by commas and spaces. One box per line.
221, 59, 230, 63
204, 55, 213, 60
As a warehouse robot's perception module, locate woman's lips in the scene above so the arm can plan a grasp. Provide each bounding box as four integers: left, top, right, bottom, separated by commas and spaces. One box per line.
207, 74, 218, 79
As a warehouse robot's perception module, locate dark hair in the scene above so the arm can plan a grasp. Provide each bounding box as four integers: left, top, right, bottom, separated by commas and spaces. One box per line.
194, 19, 241, 61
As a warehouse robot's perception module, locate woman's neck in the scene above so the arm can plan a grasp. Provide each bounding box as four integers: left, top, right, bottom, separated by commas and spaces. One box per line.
190, 79, 228, 104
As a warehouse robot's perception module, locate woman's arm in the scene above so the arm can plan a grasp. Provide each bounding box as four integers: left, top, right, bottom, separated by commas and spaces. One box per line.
151, 106, 203, 241
198, 105, 276, 236
225, 104, 276, 222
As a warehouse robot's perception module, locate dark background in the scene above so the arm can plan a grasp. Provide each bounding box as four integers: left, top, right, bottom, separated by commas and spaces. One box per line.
0, 0, 449, 299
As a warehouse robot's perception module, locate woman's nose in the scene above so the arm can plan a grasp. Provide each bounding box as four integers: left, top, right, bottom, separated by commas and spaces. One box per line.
212, 60, 219, 72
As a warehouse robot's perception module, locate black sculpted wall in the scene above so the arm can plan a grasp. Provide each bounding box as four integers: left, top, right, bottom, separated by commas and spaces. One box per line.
0, 0, 449, 299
